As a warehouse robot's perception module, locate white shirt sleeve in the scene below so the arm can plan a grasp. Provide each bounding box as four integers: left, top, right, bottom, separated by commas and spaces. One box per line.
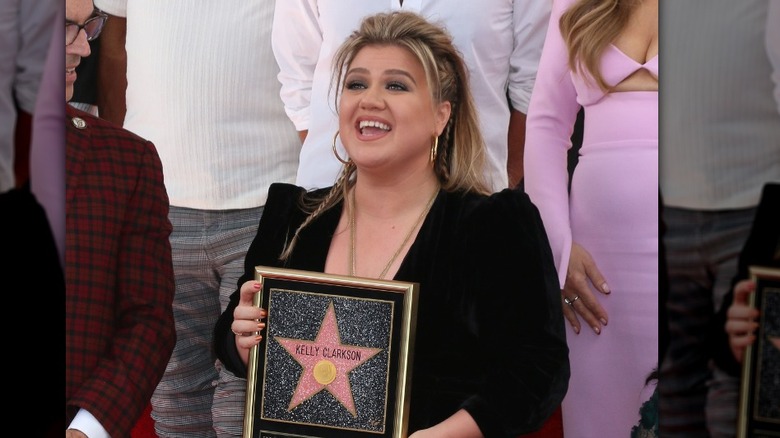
68, 409, 111, 438
766, 0, 780, 116
93, 0, 127, 18
507, 0, 552, 113
271, 0, 322, 131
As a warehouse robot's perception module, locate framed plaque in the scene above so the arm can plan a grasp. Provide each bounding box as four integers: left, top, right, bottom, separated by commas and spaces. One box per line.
243, 266, 419, 438
737, 266, 780, 438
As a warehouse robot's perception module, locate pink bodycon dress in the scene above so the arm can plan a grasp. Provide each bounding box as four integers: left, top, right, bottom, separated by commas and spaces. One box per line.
523, 0, 659, 436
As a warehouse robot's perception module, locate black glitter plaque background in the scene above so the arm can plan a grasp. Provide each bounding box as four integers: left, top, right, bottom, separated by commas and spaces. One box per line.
738, 269, 780, 438
755, 288, 779, 423
260, 289, 394, 433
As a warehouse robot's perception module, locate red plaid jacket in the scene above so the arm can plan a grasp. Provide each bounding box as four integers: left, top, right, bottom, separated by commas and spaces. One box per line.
65, 105, 176, 437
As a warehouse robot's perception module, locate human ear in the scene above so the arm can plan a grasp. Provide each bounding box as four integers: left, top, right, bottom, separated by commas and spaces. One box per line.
434, 100, 451, 135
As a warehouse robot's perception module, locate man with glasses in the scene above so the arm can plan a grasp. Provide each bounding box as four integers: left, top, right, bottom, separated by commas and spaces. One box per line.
65, 0, 176, 436
94, 0, 301, 435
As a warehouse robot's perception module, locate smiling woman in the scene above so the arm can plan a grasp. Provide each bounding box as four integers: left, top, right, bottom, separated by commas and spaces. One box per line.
336, 45, 450, 188
215, 10, 569, 438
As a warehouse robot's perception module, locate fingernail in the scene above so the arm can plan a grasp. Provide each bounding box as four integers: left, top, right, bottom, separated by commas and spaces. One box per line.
257, 323, 265, 329
600, 318, 608, 326
593, 326, 600, 335
601, 282, 610, 294
254, 282, 262, 289
573, 326, 580, 334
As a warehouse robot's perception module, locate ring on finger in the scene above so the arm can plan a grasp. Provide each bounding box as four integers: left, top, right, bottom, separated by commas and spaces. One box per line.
564, 295, 580, 306
232, 329, 254, 337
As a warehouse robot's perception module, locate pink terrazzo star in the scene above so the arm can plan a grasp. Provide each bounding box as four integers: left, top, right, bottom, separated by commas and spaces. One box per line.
275, 301, 382, 416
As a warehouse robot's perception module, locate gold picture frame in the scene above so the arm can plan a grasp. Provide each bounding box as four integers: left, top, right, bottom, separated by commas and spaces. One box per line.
243, 266, 419, 438
737, 266, 780, 438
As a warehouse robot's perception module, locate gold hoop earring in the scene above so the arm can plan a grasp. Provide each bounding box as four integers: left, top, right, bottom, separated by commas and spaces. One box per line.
332, 131, 350, 165
430, 135, 439, 163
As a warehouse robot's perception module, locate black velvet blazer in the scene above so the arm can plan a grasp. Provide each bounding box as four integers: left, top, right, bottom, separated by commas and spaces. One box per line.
215, 183, 569, 437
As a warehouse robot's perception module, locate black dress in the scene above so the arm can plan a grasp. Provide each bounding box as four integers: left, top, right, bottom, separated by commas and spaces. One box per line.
215, 183, 569, 437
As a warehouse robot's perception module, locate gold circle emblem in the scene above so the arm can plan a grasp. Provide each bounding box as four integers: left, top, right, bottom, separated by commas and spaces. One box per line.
313, 360, 337, 385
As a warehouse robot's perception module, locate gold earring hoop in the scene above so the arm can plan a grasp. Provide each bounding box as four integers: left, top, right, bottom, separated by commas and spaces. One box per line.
430, 135, 439, 163
332, 131, 351, 165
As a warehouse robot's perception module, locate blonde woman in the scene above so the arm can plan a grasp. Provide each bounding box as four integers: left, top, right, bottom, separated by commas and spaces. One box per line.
216, 11, 568, 437
524, 0, 658, 436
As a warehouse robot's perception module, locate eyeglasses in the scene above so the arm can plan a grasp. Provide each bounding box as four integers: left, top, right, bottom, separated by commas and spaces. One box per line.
65, 13, 108, 45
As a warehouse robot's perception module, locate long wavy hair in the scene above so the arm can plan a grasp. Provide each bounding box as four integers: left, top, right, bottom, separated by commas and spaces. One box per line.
559, 0, 640, 90
280, 11, 489, 261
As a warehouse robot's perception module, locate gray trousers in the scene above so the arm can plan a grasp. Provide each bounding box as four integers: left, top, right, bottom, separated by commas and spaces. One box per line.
659, 206, 755, 438
152, 205, 262, 438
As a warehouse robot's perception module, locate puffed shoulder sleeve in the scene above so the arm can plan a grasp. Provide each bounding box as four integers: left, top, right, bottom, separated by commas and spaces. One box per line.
460, 189, 569, 436
214, 183, 306, 377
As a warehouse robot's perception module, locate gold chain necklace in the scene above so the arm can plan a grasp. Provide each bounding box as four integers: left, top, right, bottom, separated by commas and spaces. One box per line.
349, 187, 438, 279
